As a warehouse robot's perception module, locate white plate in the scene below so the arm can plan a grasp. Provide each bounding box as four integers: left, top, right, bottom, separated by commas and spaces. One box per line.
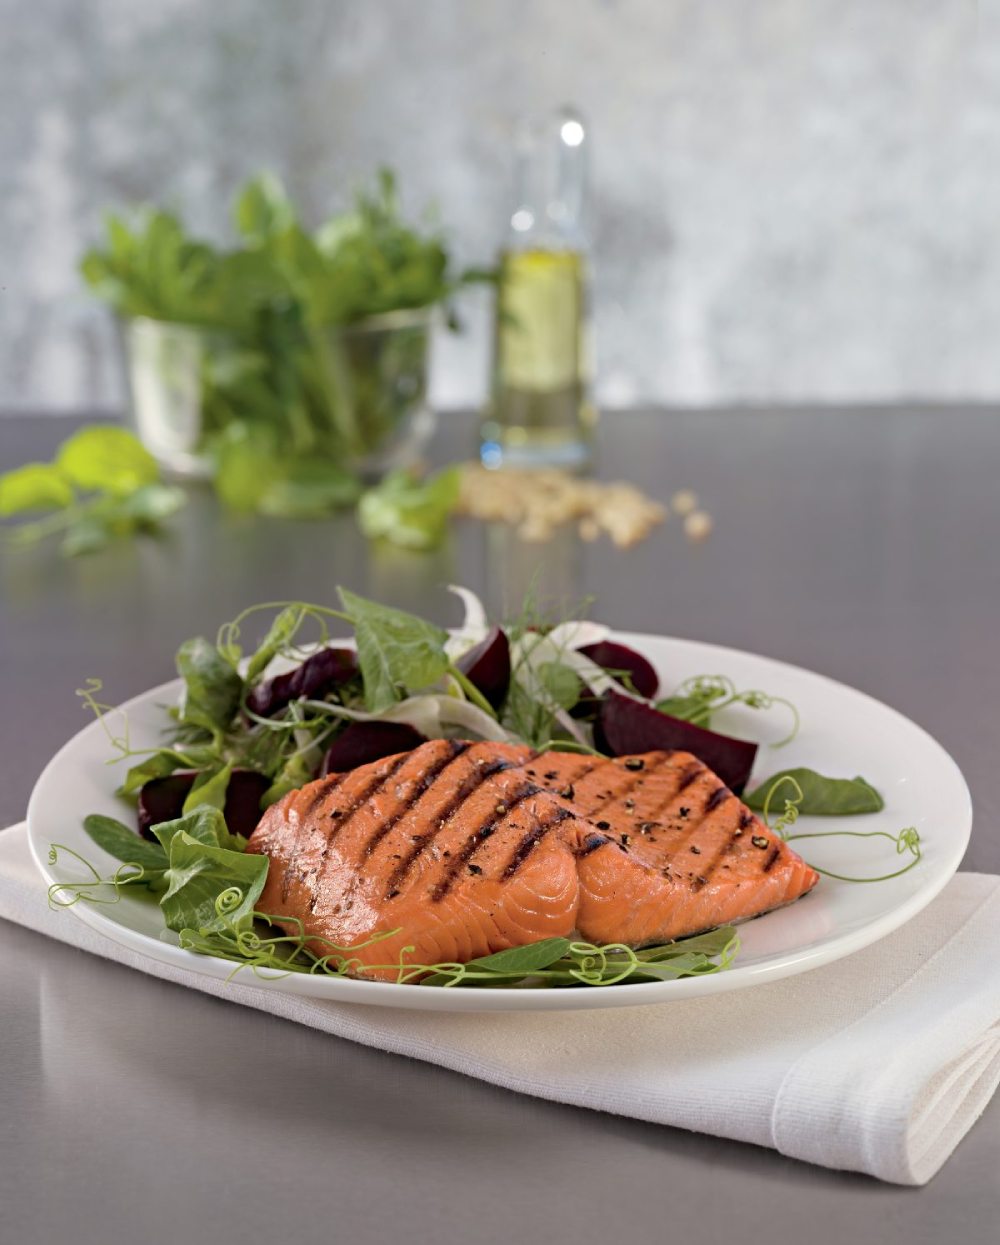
27, 632, 972, 1012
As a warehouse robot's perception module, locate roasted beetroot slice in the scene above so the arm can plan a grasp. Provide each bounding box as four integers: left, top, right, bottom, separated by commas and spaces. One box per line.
137, 768, 272, 839
137, 773, 196, 840
578, 640, 659, 700
224, 770, 273, 836
456, 626, 511, 710
596, 689, 757, 794
246, 646, 358, 718
320, 721, 427, 776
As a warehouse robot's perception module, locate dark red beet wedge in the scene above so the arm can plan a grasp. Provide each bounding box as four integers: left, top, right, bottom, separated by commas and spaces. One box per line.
596, 689, 757, 794
320, 721, 427, 776
456, 626, 511, 710
137, 769, 272, 840
578, 640, 659, 700
246, 646, 358, 718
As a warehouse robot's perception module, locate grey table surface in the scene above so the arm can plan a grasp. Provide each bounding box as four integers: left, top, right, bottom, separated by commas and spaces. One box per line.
1, 408, 998, 1243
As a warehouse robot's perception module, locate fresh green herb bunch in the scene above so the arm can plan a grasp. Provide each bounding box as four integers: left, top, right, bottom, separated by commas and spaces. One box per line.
80, 170, 485, 516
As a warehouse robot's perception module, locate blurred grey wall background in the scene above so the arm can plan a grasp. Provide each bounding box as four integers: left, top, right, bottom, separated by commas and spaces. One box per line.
3, 0, 997, 414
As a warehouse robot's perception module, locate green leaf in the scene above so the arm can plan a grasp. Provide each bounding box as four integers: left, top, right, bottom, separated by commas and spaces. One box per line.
83, 814, 169, 878
259, 460, 362, 518
152, 805, 243, 854
656, 689, 718, 725
60, 515, 113, 557
0, 462, 74, 515
56, 427, 159, 498
261, 751, 316, 807
160, 830, 267, 934
213, 423, 275, 512
338, 586, 449, 713
116, 483, 186, 525
357, 467, 459, 550
420, 938, 573, 986
744, 768, 885, 816
233, 172, 296, 244
463, 938, 573, 973
116, 751, 190, 797
245, 605, 304, 681
536, 661, 582, 711
182, 763, 232, 815
176, 637, 244, 734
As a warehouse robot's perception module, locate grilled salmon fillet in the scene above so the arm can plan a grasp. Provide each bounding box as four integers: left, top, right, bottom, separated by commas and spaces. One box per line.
521, 751, 820, 945
246, 740, 819, 979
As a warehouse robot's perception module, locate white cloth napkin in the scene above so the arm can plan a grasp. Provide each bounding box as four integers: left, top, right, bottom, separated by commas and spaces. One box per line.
1, 820, 997, 1186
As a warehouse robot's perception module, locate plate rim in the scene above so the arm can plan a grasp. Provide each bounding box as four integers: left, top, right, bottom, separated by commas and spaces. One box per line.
27, 630, 973, 1012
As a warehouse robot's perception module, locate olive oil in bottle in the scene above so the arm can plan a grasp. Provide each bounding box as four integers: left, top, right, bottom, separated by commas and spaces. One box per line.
481, 109, 594, 469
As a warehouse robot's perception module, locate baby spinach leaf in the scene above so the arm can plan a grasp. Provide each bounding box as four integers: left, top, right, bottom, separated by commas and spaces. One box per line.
0, 462, 74, 515
339, 587, 449, 713
745, 768, 884, 816
176, 637, 244, 734
83, 814, 168, 879
160, 831, 267, 934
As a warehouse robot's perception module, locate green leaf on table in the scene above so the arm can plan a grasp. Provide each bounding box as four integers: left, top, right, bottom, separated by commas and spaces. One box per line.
0, 462, 74, 515
181, 763, 233, 815
338, 586, 449, 713
744, 768, 884, 816
357, 467, 459, 550
116, 483, 186, 525
259, 460, 362, 518
83, 813, 169, 882
160, 830, 267, 934
60, 515, 114, 557
56, 427, 159, 497
176, 637, 244, 734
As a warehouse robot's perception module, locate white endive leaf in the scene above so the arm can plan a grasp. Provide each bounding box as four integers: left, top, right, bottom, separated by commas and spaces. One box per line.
445, 584, 490, 659
545, 620, 611, 652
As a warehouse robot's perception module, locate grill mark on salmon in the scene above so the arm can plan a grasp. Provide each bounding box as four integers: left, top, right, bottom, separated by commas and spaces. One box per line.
762, 845, 781, 873
705, 786, 730, 813
362, 740, 469, 858
503, 805, 575, 879
676, 762, 703, 794
431, 779, 544, 901
308, 752, 411, 912
386, 756, 524, 897
577, 831, 613, 857
687, 825, 742, 892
